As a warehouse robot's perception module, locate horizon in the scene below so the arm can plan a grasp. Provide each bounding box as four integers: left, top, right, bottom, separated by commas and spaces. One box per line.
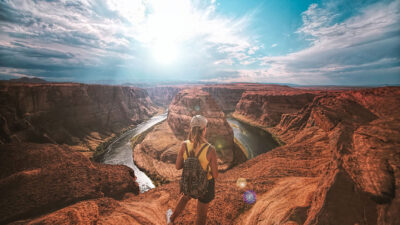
5, 76, 400, 88
1, 0, 399, 85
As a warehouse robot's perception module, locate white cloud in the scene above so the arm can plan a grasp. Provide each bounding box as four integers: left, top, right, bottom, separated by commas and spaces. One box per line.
248, 46, 259, 54
271, 43, 278, 48
253, 0, 400, 84
214, 58, 234, 65
0, 0, 258, 70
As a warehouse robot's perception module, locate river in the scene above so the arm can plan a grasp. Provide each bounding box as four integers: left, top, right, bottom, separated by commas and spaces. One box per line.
227, 117, 279, 159
102, 112, 278, 193
102, 112, 167, 193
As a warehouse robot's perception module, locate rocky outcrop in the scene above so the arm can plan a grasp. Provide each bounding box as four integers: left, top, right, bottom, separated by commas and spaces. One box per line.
134, 121, 182, 181
268, 87, 400, 225
233, 90, 320, 127
0, 143, 139, 224
202, 83, 296, 112
0, 83, 158, 156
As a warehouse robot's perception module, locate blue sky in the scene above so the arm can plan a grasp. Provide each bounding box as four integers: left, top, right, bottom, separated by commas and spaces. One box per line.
0, 0, 399, 85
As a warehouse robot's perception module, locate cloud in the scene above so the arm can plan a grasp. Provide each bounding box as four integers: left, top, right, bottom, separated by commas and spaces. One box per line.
0, 0, 259, 82
1, 0, 398, 85
249, 0, 400, 85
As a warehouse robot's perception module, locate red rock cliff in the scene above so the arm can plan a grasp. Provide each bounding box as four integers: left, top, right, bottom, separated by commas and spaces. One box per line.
233, 90, 321, 127
0, 82, 158, 154
202, 83, 296, 112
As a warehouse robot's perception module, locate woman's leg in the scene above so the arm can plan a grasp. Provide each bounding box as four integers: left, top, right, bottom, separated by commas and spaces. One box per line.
170, 194, 191, 222
196, 200, 209, 225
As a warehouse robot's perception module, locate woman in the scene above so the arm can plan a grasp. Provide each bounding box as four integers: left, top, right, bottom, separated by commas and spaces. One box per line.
167, 115, 219, 225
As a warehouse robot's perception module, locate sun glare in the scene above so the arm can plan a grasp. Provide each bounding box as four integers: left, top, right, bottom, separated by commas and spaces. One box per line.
145, 0, 195, 65
152, 41, 179, 65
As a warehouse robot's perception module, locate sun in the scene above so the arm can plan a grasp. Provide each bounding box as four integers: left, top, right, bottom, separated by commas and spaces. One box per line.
145, 0, 193, 65
152, 41, 179, 65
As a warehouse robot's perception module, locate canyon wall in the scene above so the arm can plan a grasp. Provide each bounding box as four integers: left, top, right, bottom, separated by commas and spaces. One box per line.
202, 83, 296, 112
201, 85, 247, 112
233, 90, 320, 127
145, 86, 183, 107
145, 83, 296, 112
0, 82, 158, 155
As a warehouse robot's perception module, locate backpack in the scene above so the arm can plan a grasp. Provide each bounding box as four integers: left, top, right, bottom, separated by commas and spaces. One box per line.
179, 142, 211, 199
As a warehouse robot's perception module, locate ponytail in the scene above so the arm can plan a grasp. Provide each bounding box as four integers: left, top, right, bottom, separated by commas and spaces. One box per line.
188, 126, 206, 150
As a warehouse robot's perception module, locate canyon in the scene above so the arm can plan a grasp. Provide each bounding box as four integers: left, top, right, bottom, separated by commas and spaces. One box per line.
134, 88, 246, 183
0, 82, 158, 157
0, 82, 399, 224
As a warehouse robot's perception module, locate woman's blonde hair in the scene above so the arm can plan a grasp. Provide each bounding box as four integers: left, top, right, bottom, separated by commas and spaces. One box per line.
188, 126, 206, 150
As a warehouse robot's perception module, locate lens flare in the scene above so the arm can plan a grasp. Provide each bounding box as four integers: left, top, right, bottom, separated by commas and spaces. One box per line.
243, 190, 256, 204
236, 178, 247, 189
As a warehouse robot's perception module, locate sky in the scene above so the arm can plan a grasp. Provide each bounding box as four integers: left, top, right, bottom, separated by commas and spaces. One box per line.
0, 0, 399, 85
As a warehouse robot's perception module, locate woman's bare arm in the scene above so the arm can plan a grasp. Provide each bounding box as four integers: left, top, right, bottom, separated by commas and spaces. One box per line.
176, 142, 186, 170
208, 146, 218, 179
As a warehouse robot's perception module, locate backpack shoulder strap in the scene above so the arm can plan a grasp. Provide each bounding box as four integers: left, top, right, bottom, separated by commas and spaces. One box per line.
195, 143, 210, 158
184, 141, 190, 158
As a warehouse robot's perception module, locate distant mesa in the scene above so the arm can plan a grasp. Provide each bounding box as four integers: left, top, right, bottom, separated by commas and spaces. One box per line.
8, 77, 47, 83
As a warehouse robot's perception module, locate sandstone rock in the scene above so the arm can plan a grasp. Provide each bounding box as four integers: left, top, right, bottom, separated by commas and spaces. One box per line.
234, 90, 318, 127
0, 83, 158, 156
201, 85, 247, 112
0, 143, 139, 224
133, 121, 182, 181
202, 83, 296, 112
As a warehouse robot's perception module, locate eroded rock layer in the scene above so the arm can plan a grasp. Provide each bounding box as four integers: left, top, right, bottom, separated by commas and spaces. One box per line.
202, 83, 296, 112
233, 90, 321, 127
0, 82, 157, 155
0, 143, 139, 224
134, 121, 182, 181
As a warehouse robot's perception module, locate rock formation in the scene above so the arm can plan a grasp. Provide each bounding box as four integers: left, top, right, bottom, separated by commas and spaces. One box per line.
202, 83, 296, 112
0, 82, 158, 156
134, 121, 182, 181
0, 143, 139, 224
233, 90, 320, 127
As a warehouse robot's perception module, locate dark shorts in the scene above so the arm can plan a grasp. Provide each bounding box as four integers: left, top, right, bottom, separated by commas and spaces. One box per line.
198, 178, 215, 204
